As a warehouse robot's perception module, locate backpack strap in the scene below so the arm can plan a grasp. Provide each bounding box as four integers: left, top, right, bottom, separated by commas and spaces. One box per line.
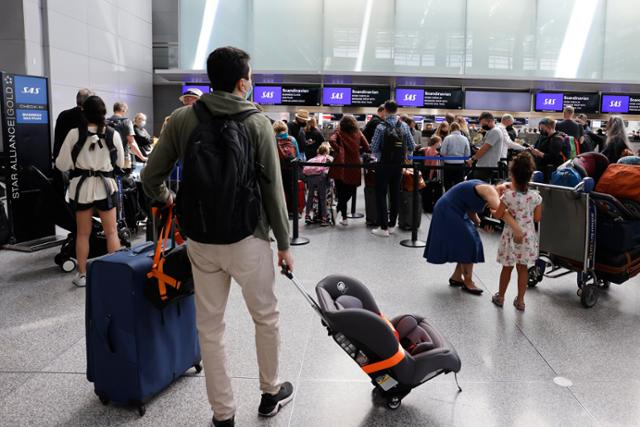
104, 127, 118, 170
71, 127, 89, 167
192, 100, 261, 124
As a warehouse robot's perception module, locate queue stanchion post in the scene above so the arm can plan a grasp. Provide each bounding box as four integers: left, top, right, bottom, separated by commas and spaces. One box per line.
400, 161, 426, 248
290, 159, 309, 246
347, 191, 364, 219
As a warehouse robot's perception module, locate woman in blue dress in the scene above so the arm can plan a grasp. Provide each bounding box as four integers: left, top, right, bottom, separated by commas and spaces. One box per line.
424, 180, 524, 294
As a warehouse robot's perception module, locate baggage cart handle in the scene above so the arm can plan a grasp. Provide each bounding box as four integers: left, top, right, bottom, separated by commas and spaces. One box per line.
280, 264, 329, 324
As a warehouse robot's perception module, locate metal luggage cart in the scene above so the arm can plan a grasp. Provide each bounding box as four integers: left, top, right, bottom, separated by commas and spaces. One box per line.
526, 176, 605, 308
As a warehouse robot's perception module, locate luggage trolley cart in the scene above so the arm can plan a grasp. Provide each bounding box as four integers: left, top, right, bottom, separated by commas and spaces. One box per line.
527, 175, 605, 308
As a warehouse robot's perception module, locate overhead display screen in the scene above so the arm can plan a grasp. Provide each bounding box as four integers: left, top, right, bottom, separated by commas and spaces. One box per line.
322, 86, 390, 107
601, 94, 640, 114
465, 90, 531, 112
182, 84, 210, 94
535, 92, 599, 113
395, 87, 464, 109
254, 85, 321, 106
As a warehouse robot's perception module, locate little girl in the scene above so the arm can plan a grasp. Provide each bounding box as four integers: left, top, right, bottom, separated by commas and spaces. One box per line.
492, 152, 542, 311
303, 143, 333, 226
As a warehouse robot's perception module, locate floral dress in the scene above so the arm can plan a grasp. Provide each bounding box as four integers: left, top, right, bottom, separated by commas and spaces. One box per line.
496, 188, 543, 267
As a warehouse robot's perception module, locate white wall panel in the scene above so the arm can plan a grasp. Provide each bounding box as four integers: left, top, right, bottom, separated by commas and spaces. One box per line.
118, 0, 152, 23
88, 58, 120, 93
47, 10, 89, 56
87, 26, 119, 64
603, 0, 640, 81
49, 47, 90, 87
118, 9, 152, 47
47, 0, 87, 20
87, 0, 118, 34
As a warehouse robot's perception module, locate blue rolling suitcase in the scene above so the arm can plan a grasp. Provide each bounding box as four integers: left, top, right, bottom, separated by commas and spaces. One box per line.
86, 242, 201, 416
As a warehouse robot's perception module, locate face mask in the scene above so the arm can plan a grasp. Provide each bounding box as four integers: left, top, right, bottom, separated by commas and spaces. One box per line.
539, 128, 547, 136
243, 78, 253, 100
277, 132, 289, 139
481, 124, 491, 131
139, 121, 146, 128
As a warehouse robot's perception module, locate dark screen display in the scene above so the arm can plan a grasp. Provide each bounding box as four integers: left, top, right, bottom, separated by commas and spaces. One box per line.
254, 85, 321, 106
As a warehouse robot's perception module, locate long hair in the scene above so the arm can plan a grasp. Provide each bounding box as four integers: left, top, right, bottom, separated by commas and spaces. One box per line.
606, 116, 630, 151
339, 115, 359, 135
82, 96, 107, 134
435, 121, 449, 138
305, 117, 318, 133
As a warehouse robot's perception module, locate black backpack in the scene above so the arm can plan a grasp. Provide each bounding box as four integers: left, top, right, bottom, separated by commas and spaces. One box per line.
176, 101, 262, 244
106, 116, 131, 157
381, 120, 406, 164
71, 126, 119, 171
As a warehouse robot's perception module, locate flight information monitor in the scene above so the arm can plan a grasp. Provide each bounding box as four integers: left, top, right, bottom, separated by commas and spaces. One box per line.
535, 92, 599, 113
395, 87, 463, 109
253, 85, 321, 106
601, 94, 640, 114
322, 86, 390, 107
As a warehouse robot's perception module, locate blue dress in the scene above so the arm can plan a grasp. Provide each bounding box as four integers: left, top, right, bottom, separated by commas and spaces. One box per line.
424, 180, 487, 264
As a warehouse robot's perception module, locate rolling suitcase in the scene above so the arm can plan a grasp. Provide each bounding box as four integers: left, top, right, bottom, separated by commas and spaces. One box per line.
421, 180, 443, 213
595, 246, 640, 284
399, 190, 422, 230
86, 242, 201, 416
365, 187, 377, 226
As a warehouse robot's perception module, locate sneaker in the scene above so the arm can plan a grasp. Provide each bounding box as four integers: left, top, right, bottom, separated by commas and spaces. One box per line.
258, 382, 294, 417
371, 227, 390, 237
388, 226, 396, 235
320, 218, 331, 227
211, 416, 234, 427
305, 215, 312, 225
339, 218, 348, 226
72, 273, 86, 288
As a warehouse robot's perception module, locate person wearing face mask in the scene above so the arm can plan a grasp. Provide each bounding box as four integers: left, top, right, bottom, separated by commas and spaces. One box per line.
132, 113, 152, 162
466, 112, 504, 183
528, 117, 565, 183
142, 46, 294, 427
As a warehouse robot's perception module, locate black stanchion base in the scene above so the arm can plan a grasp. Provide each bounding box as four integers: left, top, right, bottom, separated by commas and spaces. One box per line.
400, 239, 426, 248
346, 212, 365, 219
290, 237, 310, 246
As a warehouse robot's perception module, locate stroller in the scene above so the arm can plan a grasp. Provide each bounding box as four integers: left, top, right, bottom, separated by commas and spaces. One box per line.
29, 166, 131, 272
282, 267, 462, 410
310, 178, 336, 225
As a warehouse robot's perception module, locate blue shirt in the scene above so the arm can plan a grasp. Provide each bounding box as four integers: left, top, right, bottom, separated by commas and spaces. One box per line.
441, 131, 471, 164
371, 116, 415, 160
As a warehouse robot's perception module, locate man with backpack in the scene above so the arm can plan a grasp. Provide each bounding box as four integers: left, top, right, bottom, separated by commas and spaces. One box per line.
141, 46, 293, 427
529, 118, 565, 183
362, 105, 386, 144
370, 100, 416, 237
107, 102, 148, 170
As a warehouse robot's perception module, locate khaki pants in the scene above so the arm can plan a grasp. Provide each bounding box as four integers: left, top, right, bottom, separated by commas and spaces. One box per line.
187, 236, 280, 420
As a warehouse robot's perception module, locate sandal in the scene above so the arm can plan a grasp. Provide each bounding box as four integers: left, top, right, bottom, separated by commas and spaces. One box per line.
461, 282, 483, 295
513, 298, 525, 311
491, 293, 504, 307
449, 278, 464, 287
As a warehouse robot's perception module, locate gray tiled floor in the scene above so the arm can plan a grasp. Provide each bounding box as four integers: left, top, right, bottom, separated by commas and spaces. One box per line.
1, 197, 640, 427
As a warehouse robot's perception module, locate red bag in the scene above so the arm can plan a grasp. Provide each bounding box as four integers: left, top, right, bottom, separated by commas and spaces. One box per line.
297, 180, 305, 214
595, 164, 640, 202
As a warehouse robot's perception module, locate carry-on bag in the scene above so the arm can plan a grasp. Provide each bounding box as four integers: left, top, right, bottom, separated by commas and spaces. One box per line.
595, 246, 640, 284
421, 181, 443, 213
595, 164, 640, 202
86, 242, 201, 416
365, 186, 378, 226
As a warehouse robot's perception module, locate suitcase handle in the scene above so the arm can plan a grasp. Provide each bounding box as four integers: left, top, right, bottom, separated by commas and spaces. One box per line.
104, 315, 115, 353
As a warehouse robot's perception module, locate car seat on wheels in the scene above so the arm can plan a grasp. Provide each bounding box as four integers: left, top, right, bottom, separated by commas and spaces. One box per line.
315, 275, 462, 409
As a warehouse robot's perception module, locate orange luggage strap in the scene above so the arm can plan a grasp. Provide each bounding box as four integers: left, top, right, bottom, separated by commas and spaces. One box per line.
361, 344, 405, 374
147, 206, 183, 301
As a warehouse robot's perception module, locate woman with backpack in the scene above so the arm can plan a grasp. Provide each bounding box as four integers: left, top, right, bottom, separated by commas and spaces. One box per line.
328, 115, 370, 226
273, 120, 302, 215
55, 95, 126, 287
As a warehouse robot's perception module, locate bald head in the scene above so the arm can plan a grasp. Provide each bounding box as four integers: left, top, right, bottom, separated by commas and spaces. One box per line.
501, 114, 514, 127
76, 88, 94, 107
563, 105, 574, 119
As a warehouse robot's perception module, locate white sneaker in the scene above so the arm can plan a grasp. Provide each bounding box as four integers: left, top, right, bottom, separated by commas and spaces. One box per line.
371, 227, 390, 237
340, 218, 349, 226
72, 273, 86, 288
388, 226, 396, 235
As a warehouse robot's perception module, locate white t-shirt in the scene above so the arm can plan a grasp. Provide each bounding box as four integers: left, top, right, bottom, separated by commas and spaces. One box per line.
55, 126, 126, 204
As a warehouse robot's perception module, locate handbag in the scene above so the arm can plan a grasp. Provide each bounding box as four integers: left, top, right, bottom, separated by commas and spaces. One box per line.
402, 168, 427, 192
145, 205, 194, 309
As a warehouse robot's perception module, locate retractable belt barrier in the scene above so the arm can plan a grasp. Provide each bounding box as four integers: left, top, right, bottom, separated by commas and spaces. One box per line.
287, 158, 502, 248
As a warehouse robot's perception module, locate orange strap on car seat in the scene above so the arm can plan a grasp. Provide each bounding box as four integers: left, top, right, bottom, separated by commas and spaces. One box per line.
380, 313, 400, 341
361, 344, 405, 374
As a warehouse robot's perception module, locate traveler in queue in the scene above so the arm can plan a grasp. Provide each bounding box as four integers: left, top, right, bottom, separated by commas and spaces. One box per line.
440, 122, 471, 191
466, 112, 504, 183
556, 105, 584, 144
108, 102, 148, 168
370, 101, 415, 237
328, 115, 371, 227
55, 96, 125, 288
303, 117, 325, 161
528, 118, 564, 183
422, 121, 436, 139
133, 113, 153, 162
445, 112, 455, 125
500, 114, 527, 159
401, 115, 422, 147
500, 114, 518, 142
273, 120, 302, 216
142, 46, 294, 427
363, 105, 386, 143
602, 116, 633, 164
454, 115, 471, 141
435, 121, 450, 140
288, 109, 311, 159
52, 88, 94, 197
423, 179, 524, 295
179, 87, 203, 106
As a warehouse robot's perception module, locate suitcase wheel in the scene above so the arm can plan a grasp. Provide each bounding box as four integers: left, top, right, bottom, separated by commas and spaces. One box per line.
194, 363, 203, 374
527, 267, 541, 288
386, 396, 401, 410
137, 405, 146, 417
61, 258, 77, 273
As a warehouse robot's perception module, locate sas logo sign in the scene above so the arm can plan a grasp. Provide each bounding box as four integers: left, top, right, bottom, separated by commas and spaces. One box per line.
21, 87, 40, 95
330, 92, 344, 100
609, 100, 623, 108
543, 98, 557, 105
403, 94, 417, 102
261, 91, 275, 99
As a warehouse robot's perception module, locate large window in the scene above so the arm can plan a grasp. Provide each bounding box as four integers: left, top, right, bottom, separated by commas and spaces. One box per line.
179, 0, 640, 83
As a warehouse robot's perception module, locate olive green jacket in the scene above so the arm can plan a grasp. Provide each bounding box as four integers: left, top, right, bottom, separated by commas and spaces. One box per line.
141, 91, 290, 250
